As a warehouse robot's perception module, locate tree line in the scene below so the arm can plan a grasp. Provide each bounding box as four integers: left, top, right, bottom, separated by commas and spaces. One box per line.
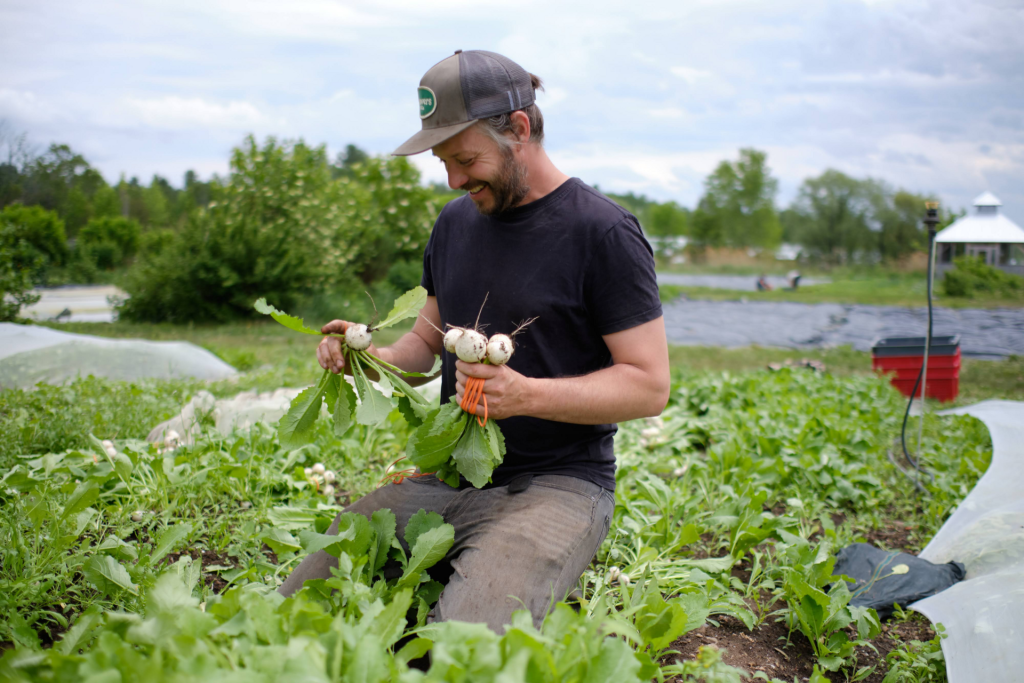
1, 124, 960, 323
608, 148, 958, 265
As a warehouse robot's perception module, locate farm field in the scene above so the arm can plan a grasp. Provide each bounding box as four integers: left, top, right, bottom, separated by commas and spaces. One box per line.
0, 321, 1009, 681
654, 264, 1024, 309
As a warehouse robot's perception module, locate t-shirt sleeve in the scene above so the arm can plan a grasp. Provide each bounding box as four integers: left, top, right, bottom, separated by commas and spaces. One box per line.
584, 216, 663, 335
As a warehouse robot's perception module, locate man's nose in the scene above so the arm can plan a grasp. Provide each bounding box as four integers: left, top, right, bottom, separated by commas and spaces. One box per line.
447, 167, 467, 190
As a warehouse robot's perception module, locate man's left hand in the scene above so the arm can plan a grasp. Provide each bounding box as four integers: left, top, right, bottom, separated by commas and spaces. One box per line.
454, 360, 530, 420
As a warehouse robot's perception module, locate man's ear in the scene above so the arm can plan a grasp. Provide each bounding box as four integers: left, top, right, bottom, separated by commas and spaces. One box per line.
509, 110, 531, 143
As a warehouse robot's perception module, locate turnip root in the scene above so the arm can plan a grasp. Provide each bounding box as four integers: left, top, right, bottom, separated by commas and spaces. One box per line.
443, 328, 464, 354
455, 329, 487, 363
345, 323, 372, 351
485, 334, 513, 365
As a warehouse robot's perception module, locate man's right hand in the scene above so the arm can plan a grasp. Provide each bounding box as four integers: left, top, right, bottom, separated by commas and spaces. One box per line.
317, 320, 382, 374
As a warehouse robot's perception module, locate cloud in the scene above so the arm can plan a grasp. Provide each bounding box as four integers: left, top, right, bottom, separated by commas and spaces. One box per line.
0, 89, 64, 124
1, 0, 1021, 219
669, 66, 712, 85
122, 96, 270, 131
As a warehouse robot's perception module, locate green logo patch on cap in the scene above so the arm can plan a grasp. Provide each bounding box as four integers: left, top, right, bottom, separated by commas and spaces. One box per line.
418, 86, 436, 119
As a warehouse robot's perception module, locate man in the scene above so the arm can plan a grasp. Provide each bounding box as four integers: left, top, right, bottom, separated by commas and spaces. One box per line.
279, 50, 670, 633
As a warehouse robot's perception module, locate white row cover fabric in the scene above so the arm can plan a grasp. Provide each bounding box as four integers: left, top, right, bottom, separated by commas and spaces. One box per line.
147, 379, 443, 446
0, 323, 237, 389
22, 285, 124, 323
911, 400, 1024, 683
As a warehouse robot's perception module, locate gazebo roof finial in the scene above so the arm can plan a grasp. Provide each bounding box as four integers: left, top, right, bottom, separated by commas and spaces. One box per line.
973, 191, 1002, 208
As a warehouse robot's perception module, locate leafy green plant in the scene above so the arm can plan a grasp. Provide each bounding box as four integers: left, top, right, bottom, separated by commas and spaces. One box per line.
254, 287, 440, 445
943, 255, 1023, 299
405, 396, 506, 488
777, 530, 881, 675
0, 346, 994, 679
662, 645, 747, 682
881, 621, 946, 682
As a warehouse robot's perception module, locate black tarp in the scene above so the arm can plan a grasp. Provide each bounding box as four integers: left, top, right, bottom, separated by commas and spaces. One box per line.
834, 543, 965, 620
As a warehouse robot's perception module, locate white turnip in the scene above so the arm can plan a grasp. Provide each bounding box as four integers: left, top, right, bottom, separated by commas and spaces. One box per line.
345, 324, 372, 351
443, 328, 464, 354
485, 334, 513, 365
455, 329, 487, 363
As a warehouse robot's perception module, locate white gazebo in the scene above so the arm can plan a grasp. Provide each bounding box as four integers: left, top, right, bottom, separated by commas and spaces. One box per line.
936, 192, 1024, 276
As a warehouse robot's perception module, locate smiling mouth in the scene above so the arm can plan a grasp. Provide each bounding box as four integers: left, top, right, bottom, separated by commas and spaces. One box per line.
468, 184, 486, 196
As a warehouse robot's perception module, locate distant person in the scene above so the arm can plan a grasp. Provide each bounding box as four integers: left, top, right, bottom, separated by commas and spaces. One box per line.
756, 274, 773, 291
786, 270, 802, 290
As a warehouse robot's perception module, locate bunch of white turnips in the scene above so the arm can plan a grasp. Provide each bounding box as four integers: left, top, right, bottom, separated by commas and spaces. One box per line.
303, 462, 337, 496
443, 328, 515, 365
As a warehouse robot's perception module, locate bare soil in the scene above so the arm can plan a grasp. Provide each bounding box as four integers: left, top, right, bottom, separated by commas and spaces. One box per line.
665, 612, 937, 682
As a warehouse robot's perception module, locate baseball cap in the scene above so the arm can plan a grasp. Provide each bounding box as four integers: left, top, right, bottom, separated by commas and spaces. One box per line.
392, 50, 536, 156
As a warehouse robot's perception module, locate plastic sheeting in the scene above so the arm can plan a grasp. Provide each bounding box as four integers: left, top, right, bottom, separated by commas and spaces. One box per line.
910, 400, 1024, 683
147, 389, 302, 445
147, 379, 443, 445
0, 323, 237, 389
656, 273, 831, 291
21, 285, 124, 323
660, 300, 1024, 358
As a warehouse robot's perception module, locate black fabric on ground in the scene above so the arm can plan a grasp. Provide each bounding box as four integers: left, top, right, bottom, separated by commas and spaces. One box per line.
834, 542, 966, 620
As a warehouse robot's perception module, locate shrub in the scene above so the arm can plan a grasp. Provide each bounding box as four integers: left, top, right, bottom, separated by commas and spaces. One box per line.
138, 228, 176, 257
0, 238, 42, 321
942, 255, 1023, 298
76, 216, 141, 270
118, 137, 346, 322
118, 136, 438, 323
342, 156, 437, 284
0, 204, 68, 281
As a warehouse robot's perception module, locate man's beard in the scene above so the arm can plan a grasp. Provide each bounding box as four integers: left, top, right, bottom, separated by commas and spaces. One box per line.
472, 146, 529, 216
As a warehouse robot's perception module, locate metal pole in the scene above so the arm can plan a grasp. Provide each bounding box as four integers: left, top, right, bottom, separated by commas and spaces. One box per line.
917, 204, 940, 483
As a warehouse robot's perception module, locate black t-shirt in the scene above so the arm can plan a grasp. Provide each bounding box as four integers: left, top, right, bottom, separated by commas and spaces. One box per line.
420, 177, 662, 491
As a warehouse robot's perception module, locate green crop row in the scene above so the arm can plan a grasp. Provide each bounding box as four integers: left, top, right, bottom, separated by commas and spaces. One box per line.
1, 367, 990, 681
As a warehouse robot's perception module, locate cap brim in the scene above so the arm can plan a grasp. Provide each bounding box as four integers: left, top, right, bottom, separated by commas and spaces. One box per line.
391, 120, 478, 156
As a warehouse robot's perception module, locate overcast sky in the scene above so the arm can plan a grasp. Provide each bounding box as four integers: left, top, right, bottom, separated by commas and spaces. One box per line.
2, 0, 1021, 219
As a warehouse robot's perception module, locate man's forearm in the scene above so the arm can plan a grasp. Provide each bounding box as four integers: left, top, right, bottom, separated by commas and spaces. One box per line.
375, 331, 441, 386
521, 363, 669, 425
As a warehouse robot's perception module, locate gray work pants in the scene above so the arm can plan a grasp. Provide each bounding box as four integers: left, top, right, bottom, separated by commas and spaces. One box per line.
278, 473, 615, 633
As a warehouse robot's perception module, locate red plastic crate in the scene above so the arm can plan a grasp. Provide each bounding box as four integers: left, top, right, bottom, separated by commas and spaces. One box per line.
872, 349, 960, 402
891, 377, 959, 402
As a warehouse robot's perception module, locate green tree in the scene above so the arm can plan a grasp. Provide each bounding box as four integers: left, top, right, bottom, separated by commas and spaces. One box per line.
645, 201, 688, 237
0, 204, 68, 275
119, 136, 439, 323
690, 148, 781, 250
342, 156, 437, 284
91, 185, 121, 220
875, 189, 928, 263
332, 144, 371, 179
119, 136, 347, 322
785, 170, 876, 265
77, 216, 142, 270
142, 180, 171, 227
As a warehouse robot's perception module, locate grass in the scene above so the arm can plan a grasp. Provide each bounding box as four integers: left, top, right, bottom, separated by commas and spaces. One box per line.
655, 261, 1024, 308
669, 344, 1024, 403
660, 279, 1023, 309
37, 319, 1024, 405
37, 319, 410, 373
